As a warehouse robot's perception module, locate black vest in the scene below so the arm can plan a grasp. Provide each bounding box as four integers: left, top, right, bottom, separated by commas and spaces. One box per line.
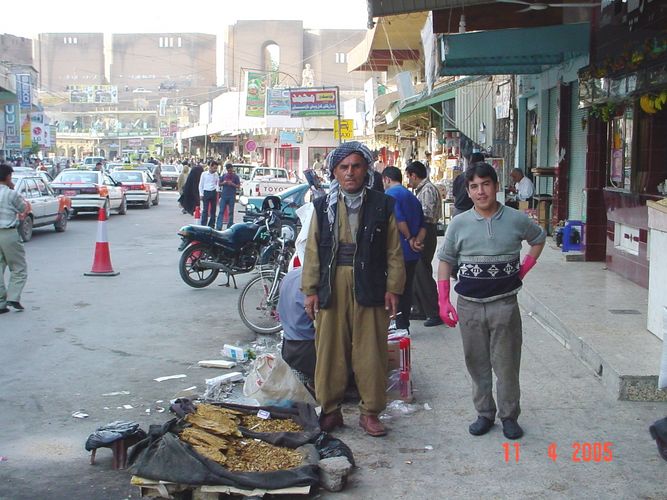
314, 189, 395, 308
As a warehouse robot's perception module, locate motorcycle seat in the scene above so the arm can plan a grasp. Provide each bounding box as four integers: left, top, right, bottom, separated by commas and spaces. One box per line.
211, 223, 259, 247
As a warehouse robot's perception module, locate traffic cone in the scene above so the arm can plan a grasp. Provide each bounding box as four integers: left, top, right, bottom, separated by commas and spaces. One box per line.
193, 205, 201, 224
84, 208, 119, 276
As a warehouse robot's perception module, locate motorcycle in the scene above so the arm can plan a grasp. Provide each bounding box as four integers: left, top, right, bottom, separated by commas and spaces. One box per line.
177, 196, 285, 289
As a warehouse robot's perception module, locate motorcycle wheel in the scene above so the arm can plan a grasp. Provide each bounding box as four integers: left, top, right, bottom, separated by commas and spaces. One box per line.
179, 243, 220, 288
238, 271, 284, 334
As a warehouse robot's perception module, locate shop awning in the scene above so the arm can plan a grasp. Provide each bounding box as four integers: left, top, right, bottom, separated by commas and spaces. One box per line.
367, 0, 492, 25
439, 23, 590, 76
347, 13, 426, 72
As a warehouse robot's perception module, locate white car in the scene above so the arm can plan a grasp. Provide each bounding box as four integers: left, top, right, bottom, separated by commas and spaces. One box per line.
111, 170, 159, 209
51, 169, 127, 217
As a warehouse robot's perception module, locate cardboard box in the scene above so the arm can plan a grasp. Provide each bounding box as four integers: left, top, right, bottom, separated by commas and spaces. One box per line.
518, 201, 530, 211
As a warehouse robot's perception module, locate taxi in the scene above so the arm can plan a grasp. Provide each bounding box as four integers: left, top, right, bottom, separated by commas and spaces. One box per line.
110, 169, 159, 208
51, 168, 126, 217
12, 174, 72, 242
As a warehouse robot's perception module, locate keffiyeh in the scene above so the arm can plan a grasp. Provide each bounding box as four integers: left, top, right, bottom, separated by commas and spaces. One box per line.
324, 141, 375, 228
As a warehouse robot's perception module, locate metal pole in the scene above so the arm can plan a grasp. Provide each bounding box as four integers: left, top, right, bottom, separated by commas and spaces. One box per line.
336, 85, 342, 145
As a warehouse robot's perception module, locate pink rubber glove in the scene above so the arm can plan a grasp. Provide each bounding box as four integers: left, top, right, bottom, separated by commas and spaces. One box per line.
437, 279, 459, 328
518, 254, 537, 281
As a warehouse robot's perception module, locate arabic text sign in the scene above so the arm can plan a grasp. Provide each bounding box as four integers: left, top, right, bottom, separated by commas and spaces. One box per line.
334, 119, 354, 140
289, 88, 338, 117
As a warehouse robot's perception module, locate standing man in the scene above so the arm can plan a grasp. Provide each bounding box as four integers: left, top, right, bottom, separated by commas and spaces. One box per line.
406, 161, 443, 327
216, 163, 240, 230
436, 162, 545, 440
382, 166, 425, 332
198, 160, 219, 227
312, 153, 323, 177
0, 164, 30, 313
301, 141, 405, 437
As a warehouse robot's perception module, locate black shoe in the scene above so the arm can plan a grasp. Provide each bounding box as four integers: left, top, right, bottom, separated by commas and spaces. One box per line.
0, 307, 9, 314
502, 419, 524, 440
7, 301, 24, 311
424, 317, 444, 327
410, 308, 426, 320
469, 416, 494, 436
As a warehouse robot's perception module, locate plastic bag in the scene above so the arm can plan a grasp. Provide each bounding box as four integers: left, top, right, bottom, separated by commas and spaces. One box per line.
84, 420, 146, 451
313, 432, 355, 466
243, 354, 318, 407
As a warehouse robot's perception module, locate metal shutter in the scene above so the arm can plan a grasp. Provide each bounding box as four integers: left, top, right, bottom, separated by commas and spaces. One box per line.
546, 86, 560, 167
568, 81, 586, 222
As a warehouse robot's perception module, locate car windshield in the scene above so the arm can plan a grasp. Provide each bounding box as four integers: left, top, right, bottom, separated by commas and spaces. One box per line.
161, 165, 178, 173
57, 172, 99, 183
236, 166, 253, 180
112, 172, 143, 182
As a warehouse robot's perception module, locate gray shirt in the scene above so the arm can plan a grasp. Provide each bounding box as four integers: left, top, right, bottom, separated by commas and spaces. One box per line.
0, 184, 27, 229
438, 203, 545, 302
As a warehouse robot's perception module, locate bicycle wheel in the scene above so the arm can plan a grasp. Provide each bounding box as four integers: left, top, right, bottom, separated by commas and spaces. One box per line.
238, 271, 284, 334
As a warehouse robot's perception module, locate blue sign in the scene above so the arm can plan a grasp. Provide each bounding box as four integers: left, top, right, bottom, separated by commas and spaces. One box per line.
4, 104, 19, 148
15, 74, 32, 109
267, 88, 290, 116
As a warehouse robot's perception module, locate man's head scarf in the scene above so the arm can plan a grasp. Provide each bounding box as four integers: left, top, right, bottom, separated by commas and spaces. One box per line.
324, 141, 375, 228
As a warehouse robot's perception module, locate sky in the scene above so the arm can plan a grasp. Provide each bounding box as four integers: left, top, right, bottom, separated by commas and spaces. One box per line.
3, 0, 370, 38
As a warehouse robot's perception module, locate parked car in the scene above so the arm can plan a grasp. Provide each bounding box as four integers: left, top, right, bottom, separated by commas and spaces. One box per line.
110, 170, 159, 208
13, 175, 72, 242
240, 182, 325, 241
13, 169, 54, 186
83, 156, 105, 167
158, 164, 180, 190
51, 169, 127, 217
241, 166, 296, 197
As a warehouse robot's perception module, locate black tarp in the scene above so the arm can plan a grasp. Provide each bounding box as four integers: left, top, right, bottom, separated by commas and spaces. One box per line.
127, 402, 320, 489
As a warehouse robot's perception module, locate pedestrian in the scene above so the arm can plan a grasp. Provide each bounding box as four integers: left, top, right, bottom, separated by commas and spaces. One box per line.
436, 162, 545, 440
94, 161, 103, 172
177, 164, 190, 213
301, 141, 405, 437
152, 163, 163, 190
312, 153, 323, 174
405, 161, 443, 327
178, 161, 202, 215
199, 160, 219, 227
277, 267, 316, 390
424, 151, 432, 179
382, 166, 426, 332
451, 152, 483, 217
506, 168, 535, 209
0, 164, 30, 314
216, 163, 240, 230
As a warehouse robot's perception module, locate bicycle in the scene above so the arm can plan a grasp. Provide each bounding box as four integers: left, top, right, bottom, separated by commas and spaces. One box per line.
237, 235, 295, 334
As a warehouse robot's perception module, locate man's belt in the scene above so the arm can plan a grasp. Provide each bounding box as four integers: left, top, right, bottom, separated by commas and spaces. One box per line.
336, 243, 355, 266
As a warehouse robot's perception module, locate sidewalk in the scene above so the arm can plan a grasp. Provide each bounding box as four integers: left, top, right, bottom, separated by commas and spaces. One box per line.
519, 240, 667, 402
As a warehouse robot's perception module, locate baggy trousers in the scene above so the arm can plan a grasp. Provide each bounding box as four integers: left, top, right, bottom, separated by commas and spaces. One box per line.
0, 228, 28, 308
412, 222, 439, 317
457, 295, 522, 421
315, 266, 390, 416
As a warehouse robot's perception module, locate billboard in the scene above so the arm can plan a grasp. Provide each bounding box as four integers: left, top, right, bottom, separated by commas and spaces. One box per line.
267, 88, 290, 116
15, 74, 32, 109
245, 71, 267, 117
289, 88, 338, 117
69, 85, 118, 104
4, 104, 20, 148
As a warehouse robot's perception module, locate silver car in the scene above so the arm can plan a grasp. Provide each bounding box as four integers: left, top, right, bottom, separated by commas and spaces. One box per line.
51, 169, 127, 217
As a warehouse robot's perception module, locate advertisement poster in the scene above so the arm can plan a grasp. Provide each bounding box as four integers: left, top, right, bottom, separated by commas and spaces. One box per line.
279, 131, 303, 147
16, 74, 32, 109
4, 104, 20, 148
20, 113, 32, 149
245, 71, 267, 117
267, 88, 290, 116
289, 88, 338, 117
31, 113, 47, 145
69, 85, 118, 104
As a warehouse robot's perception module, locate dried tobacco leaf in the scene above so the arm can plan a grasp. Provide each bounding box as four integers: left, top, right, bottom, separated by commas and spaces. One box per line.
240, 415, 304, 433
224, 439, 303, 472
185, 413, 241, 437
180, 427, 230, 451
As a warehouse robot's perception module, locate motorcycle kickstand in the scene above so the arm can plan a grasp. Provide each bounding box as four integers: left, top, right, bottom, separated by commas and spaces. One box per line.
218, 272, 237, 289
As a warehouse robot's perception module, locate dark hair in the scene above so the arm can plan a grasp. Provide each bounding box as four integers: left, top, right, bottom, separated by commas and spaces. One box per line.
209, 160, 219, 167
381, 166, 402, 183
225, 163, 233, 169
405, 161, 427, 180
469, 152, 485, 164
464, 162, 498, 186
0, 163, 13, 181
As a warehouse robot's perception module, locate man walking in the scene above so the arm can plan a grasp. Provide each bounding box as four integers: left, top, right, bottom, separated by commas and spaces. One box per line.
0, 164, 30, 313
216, 163, 240, 230
382, 166, 425, 332
436, 162, 545, 440
406, 161, 443, 327
198, 160, 219, 227
301, 141, 405, 437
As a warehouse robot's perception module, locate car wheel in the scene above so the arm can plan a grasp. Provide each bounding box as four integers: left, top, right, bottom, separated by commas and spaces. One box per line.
54, 209, 68, 232
104, 198, 111, 219
19, 216, 33, 242
143, 196, 151, 209
69, 209, 78, 219
152, 191, 159, 206
118, 196, 127, 215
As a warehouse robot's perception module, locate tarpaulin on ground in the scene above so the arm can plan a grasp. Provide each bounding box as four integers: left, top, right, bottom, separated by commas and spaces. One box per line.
127, 403, 320, 489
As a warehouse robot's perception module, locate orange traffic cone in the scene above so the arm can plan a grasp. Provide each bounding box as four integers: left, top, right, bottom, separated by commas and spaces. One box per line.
193, 205, 201, 224
84, 208, 119, 276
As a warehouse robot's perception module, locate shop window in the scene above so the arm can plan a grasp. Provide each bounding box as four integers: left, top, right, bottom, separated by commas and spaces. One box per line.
607, 104, 633, 191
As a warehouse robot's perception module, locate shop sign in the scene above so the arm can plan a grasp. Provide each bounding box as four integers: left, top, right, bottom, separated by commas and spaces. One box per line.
267, 88, 290, 116
245, 71, 267, 117
333, 119, 354, 140
15, 74, 32, 109
279, 130, 302, 147
4, 104, 20, 148
289, 88, 338, 117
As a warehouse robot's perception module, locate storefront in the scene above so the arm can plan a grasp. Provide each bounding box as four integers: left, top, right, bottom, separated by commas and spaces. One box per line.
579, 1, 667, 287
